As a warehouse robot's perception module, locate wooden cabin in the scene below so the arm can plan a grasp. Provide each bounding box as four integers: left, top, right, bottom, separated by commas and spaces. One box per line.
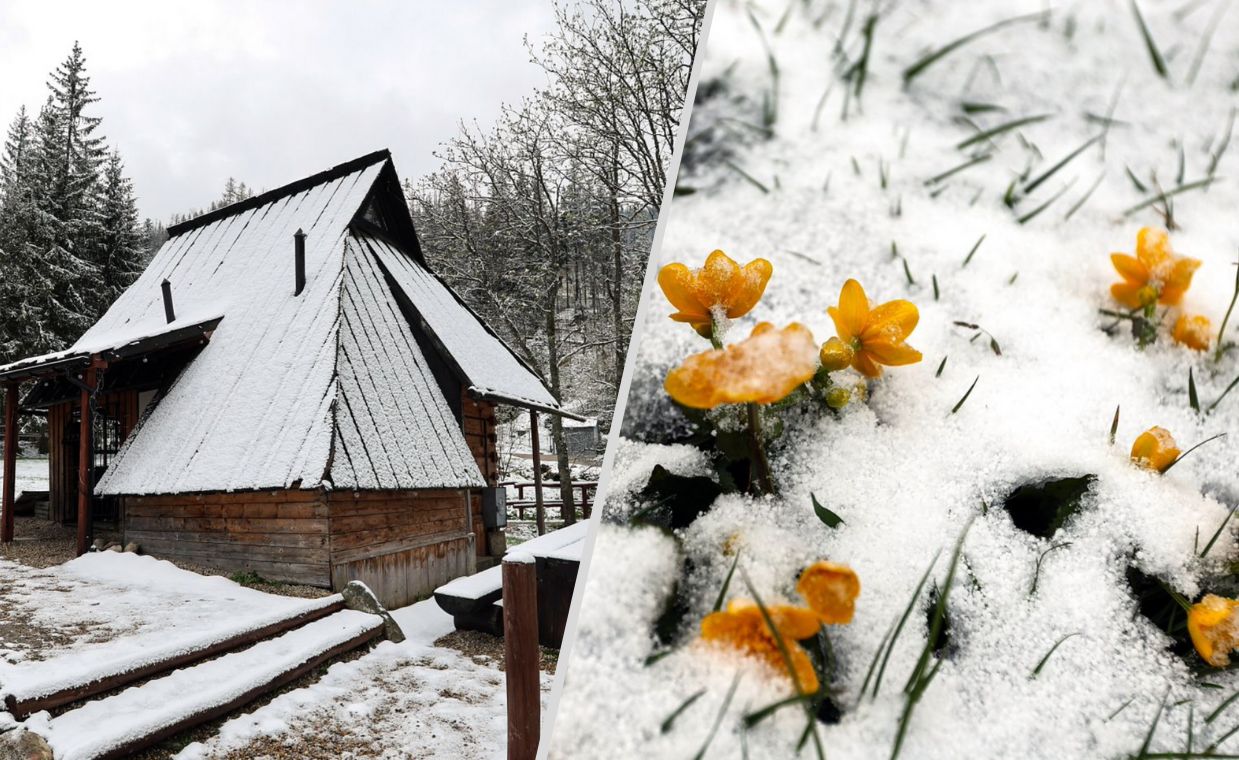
0, 150, 575, 608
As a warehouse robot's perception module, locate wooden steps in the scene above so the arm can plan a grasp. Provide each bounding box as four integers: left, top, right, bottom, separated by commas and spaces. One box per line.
9, 607, 384, 760
4, 596, 346, 719
31, 610, 384, 760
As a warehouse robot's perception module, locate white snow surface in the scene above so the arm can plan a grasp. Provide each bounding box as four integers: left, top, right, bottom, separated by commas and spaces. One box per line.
365, 235, 563, 412
29, 610, 381, 760
175, 597, 553, 760
551, 1, 1239, 758
92, 159, 385, 494
435, 522, 588, 601
0, 552, 339, 698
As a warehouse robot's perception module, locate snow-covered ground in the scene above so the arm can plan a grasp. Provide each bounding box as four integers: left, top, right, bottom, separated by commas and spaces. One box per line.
549, 0, 1239, 758
0, 551, 544, 758
0, 457, 48, 497
177, 599, 550, 760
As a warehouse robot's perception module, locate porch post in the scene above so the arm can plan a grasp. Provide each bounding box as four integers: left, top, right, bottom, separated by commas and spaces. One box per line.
76, 364, 96, 556
2, 381, 17, 544
529, 410, 545, 536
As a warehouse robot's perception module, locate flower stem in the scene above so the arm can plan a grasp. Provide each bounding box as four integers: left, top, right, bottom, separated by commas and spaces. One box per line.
710, 314, 724, 350
747, 403, 775, 494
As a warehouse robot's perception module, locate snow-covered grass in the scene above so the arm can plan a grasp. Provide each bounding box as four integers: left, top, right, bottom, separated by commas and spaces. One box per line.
549, 0, 1239, 758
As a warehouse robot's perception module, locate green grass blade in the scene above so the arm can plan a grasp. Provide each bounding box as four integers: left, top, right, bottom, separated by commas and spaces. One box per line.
950, 376, 980, 414
714, 551, 742, 612
903, 12, 1048, 84
1199, 503, 1238, 558
1131, 0, 1169, 79
1030, 632, 1081, 677
662, 689, 706, 733
1024, 135, 1101, 194
957, 114, 1052, 150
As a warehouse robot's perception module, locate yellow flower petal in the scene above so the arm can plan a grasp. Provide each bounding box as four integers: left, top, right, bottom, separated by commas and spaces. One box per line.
658, 263, 710, 326
657, 251, 773, 333
1160, 256, 1202, 306
724, 258, 774, 319
664, 322, 819, 409
862, 300, 919, 342
1172, 314, 1212, 351
864, 341, 923, 367
835, 279, 870, 340
701, 600, 821, 694
852, 350, 883, 378
1130, 426, 1180, 473
1189, 594, 1239, 667
1111, 253, 1147, 284
1110, 281, 1147, 310
797, 562, 861, 625
1137, 227, 1171, 270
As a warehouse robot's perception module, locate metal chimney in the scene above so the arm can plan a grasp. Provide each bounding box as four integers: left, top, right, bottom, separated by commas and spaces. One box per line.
294, 229, 306, 296
161, 279, 175, 323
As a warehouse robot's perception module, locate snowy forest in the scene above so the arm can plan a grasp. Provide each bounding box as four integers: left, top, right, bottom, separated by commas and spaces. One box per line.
409, 0, 705, 447
0, 0, 705, 454
0, 43, 161, 365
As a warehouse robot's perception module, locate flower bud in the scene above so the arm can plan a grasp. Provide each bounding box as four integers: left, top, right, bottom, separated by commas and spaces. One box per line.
825, 386, 851, 409
819, 337, 854, 372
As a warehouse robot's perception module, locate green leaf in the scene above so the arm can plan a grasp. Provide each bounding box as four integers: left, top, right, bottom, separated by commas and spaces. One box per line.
1190, 367, 1201, 412
812, 493, 845, 528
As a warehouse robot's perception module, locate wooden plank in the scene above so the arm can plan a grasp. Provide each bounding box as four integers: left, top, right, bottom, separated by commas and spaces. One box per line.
124, 528, 328, 550
2, 382, 16, 543
504, 557, 540, 760
331, 530, 471, 565
90, 618, 383, 760
4, 599, 347, 719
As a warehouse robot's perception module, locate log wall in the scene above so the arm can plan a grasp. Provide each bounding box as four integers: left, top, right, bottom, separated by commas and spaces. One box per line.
327, 488, 475, 609
122, 489, 332, 586
461, 391, 497, 557
121, 487, 476, 608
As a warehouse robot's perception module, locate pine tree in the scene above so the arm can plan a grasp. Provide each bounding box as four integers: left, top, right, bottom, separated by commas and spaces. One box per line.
97, 151, 143, 303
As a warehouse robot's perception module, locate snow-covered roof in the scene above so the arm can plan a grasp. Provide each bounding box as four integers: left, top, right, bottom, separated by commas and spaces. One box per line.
84, 150, 487, 495
362, 236, 569, 416
0, 314, 223, 380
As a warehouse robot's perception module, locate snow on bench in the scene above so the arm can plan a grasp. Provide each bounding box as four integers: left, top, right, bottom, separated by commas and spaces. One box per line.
29, 610, 383, 760
434, 521, 589, 603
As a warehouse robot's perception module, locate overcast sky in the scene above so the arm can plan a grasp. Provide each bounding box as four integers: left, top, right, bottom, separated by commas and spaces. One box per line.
0, 0, 557, 221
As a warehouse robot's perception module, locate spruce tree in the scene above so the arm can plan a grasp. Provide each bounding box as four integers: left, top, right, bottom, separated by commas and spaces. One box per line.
97, 151, 143, 303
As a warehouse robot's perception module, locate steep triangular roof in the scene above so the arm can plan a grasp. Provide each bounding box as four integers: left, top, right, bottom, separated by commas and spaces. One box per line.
85, 150, 527, 495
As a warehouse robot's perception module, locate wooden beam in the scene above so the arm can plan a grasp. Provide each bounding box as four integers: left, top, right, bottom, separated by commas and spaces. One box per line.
503, 554, 539, 760
529, 410, 545, 536
2, 381, 17, 544
75, 365, 95, 556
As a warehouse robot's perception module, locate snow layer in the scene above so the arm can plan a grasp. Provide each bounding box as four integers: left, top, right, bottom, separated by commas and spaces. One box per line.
0, 552, 338, 698
550, 1, 1239, 758
331, 235, 484, 489
435, 522, 588, 601
93, 159, 385, 494
175, 597, 553, 760
366, 235, 563, 412
29, 610, 382, 760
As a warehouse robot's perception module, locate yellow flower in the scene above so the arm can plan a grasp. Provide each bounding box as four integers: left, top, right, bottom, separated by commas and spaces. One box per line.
819, 337, 855, 372
797, 561, 861, 624
1172, 314, 1212, 352
1189, 594, 1239, 667
701, 599, 821, 694
827, 279, 922, 378
664, 322, 819, 409
1110, 228, 1201, 309
658, 250, 773, 337
1130, 426, 1180, 473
